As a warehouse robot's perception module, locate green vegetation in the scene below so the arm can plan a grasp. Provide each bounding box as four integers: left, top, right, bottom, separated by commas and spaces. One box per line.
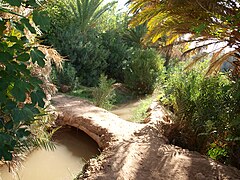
92, 74, 116, 110
45, 0, 116, 86
2, 0, 239, 171
158, 61, 240, 167
44, 0, 240, 169
131, 97, 153, 123
129, 0, 240, 74
69, 87, 94, 101
128, 0, 240, 168
124, 48, 165, 95
51, 62, 77, 92
0, 0, 55, 162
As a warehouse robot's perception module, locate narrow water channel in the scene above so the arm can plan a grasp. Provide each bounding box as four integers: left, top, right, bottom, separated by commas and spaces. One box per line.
0, 127, 99, 180
111, 99, 143, 121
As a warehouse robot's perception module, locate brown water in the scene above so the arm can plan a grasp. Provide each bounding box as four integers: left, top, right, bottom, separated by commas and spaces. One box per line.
0, 127, 99, 180
111, 99, 142, 121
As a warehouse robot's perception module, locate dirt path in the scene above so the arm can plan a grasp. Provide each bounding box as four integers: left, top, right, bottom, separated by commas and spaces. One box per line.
52, 94, 240, 180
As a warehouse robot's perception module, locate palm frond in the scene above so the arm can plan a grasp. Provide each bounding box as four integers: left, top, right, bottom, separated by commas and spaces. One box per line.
206, 50, 238, 75
184, 53, 209, 70
66, 0, 114, 32
182, 41, 222, 57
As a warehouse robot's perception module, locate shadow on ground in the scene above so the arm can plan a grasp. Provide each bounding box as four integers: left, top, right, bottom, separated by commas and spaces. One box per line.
83, 124, 240, 180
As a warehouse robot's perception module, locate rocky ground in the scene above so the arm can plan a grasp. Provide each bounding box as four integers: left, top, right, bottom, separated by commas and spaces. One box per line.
52, 94, 240, 180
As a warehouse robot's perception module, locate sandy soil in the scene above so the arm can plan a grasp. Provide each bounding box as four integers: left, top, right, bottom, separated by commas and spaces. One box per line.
52, 94, 240, 180
80, 125, 240, 180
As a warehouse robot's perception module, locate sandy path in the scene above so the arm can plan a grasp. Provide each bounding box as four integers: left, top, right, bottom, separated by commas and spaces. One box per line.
52, 94, 240, 180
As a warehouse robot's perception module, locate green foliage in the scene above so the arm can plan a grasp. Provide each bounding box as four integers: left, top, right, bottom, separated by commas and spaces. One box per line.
122, 23, 147, 48
101, 30, 130, 82
48, 26, 109, 86
51, 62, 77, 91
70, 32, 109, 86
45, 0, 115, 86
97, 7, 128, 32
159, 60, 240, 167
68, 86, 94, 101
92, 74, 116, 110
124, 48, 165, 95
129, 0, 240, 75
131, 97, 153, 123
0, 0, 52, 161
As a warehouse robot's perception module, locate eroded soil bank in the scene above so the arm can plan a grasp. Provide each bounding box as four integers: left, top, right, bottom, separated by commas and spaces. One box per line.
52, 94, 240, 180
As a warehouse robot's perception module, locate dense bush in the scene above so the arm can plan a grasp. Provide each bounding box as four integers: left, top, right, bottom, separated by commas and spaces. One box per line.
51, 62, 77, 92
101, 30, 130, 82
124, 48, 165, 95
159, 61, 240, 168
45, 0, 119, 87
47, 24, 109, 86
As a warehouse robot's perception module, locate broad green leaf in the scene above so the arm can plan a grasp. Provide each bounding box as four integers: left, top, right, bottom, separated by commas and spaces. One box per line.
15, 22, 24, 33
25, 104, 40, 114
0, 20, 6, 35
11, 107, 34, 123
3, 0, 22, 6
0, 91, 7, 104
20, 36, 29, 43
18, 63, 31, 76
26, 0, 40, 8
9, 44, 23, 53
17, 53, 30, 62
30, 90, 45, 108
11, 81, 27, 102
5, 100, 17, 110
0, 52, 13, 63
16, 128, 31, 138
2, 150, 12, 161
0, 76, 10, 92
30, 48, 45, 67
20, 18, 36, 34
8, 36, 18, 42
0, 118, 4, 129
30, 77, 43, 87
5, 120, 13, 130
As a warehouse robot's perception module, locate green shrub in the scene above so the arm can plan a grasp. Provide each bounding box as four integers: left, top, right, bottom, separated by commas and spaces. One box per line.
92, 74, 116, 110
51, 62, 77, 93
45, 0, 116, 87
48, 26, 109, 86
124, 48, 165, 95
101, 30, 130, 82
159, 60, 240, 168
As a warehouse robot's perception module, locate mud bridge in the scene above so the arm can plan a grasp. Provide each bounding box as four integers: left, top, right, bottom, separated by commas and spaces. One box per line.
52, 94, 240, 180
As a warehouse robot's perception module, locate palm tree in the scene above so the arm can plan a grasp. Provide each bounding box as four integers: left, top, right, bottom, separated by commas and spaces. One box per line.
65, 0, 117, 33
129, 0, 240, 76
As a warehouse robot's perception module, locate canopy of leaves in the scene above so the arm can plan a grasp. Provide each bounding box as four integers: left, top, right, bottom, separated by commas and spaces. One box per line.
129, 0, 240, 75
0, 0, 51, 161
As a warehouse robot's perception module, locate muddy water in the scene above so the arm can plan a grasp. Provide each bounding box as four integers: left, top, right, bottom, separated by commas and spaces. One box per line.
0, 127, 99, 180
111, 99, 144, 121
